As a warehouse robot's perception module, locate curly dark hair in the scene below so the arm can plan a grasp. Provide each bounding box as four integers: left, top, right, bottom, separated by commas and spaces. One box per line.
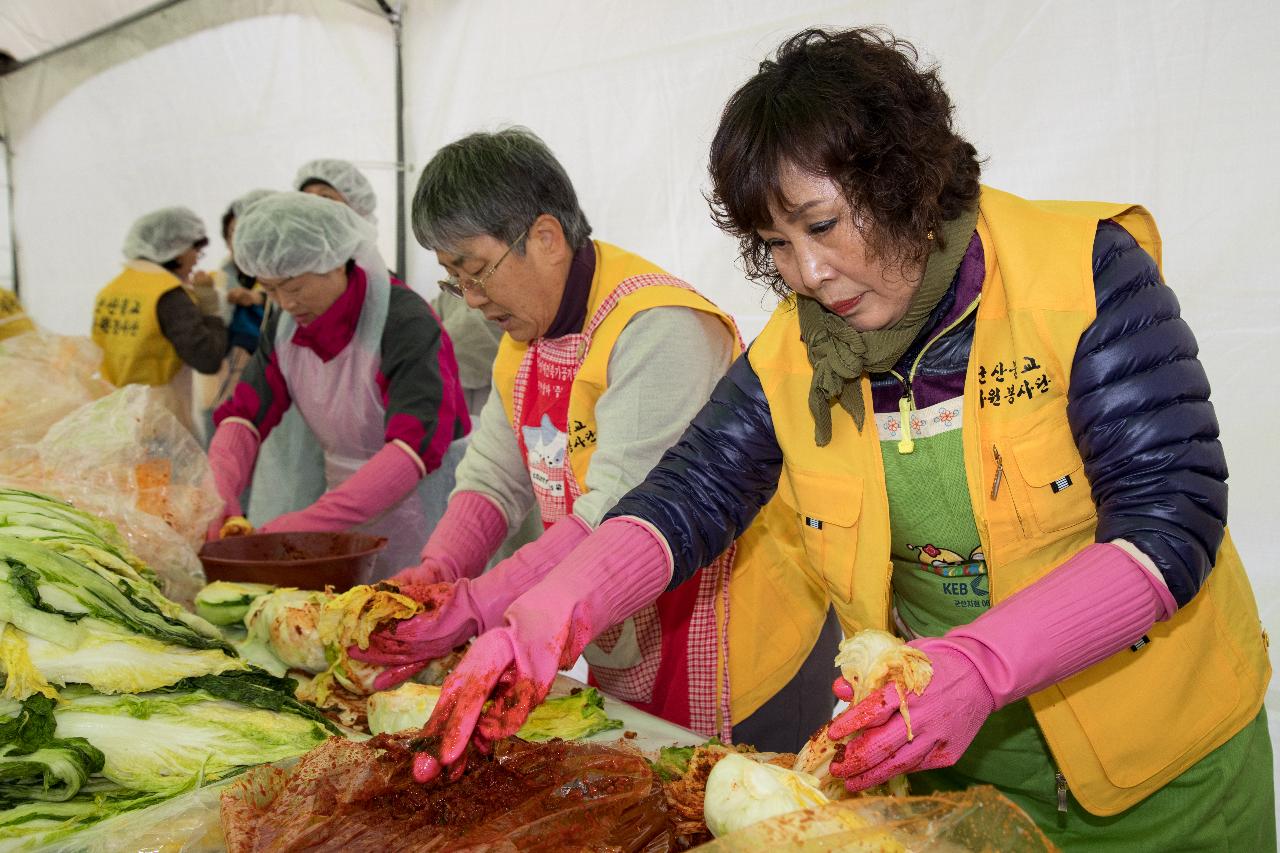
708, 28, 981, 297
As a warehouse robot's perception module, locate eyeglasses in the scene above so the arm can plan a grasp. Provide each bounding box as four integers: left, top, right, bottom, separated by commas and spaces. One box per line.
438, 230, 528, 299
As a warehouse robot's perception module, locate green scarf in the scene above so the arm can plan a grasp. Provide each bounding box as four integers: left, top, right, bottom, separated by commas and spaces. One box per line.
798, 207, 979, 445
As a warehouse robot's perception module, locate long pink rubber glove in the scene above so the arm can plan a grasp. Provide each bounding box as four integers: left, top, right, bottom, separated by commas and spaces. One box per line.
410, 516, 672, 784
205, 420, 260, 541
388, 491, 509, 587
258, 442, 422, 533
350, 514, 592, 690
828, 542, 1176, 792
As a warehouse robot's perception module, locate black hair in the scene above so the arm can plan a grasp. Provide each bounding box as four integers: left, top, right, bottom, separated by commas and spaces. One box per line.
708, 27, 981, 296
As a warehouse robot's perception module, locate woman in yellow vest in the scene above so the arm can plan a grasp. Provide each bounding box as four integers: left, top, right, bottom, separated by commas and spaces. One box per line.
352, 128, 838, 752
92, 207, 228, 433
0, 289, 35, 341
402, 30, 1273, 849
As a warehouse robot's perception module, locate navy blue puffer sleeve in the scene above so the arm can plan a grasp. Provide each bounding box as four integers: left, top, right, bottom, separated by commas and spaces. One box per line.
1068, 221, 1228, 607
605, 352, 784, 590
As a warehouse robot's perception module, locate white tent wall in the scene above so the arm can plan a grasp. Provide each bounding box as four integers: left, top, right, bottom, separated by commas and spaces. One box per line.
3, 0, 397, 334
1, 140, 12, 291
0, 0, 1278, 809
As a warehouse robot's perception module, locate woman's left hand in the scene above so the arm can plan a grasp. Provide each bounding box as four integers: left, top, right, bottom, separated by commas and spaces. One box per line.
827, 639, 995, 792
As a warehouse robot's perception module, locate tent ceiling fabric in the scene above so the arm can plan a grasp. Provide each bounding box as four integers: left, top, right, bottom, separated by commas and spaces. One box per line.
0, 0, 162, 62
0, 0, 388, 61
0, 0, 390, 142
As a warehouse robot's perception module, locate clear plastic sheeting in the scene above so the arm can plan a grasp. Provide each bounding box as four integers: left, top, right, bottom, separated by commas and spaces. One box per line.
0, 330, 112, 444
700, 786, 1057, 852
0, 384, 219, 604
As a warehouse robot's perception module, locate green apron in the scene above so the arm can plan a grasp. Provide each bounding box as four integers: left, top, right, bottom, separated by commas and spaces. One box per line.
878, 397, 1276, 851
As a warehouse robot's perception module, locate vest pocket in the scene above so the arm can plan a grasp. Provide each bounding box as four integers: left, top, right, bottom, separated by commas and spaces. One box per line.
1053, 584, 1240, 789
1000, 401, 1097, 538
775, 465, 863, 603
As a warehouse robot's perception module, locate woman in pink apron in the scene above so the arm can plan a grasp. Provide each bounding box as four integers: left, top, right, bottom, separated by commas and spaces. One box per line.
353, 129, 839, 755
206, 192, 470, 576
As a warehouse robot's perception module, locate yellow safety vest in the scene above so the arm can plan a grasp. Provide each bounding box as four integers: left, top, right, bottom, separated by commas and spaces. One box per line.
0, 289, 35, 342
751, 186, 1269, 815
92, 263, 189, 387
494, 242, 826, 723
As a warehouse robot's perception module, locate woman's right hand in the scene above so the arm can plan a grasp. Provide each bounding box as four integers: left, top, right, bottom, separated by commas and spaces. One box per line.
348, 580, 486, 690
226, 287, 263, 307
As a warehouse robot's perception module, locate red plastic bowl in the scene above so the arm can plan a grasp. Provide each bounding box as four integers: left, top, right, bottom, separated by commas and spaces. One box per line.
198, 531, 388, 591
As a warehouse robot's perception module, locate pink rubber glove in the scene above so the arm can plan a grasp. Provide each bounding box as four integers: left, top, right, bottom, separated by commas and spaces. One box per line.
258, 442, 422, 534
349, 514, 592, 690
411, 516, 672, 783
388, 491, 509, 587
829, 542, 1175, 792
205, 420, 260, 541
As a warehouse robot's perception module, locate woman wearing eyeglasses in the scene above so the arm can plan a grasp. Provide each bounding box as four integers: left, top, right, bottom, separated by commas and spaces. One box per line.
205, 192, 470, 574
92, 206, 229, 433
350, 128, 840, 752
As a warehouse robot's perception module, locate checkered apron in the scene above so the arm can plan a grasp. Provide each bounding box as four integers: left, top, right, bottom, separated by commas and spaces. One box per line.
510, 274, 737, 740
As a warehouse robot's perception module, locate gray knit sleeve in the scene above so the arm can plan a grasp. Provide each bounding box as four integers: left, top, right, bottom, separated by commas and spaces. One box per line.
450, 384, 537, 534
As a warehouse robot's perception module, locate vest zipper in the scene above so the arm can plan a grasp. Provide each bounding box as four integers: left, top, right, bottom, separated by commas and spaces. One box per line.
991, 445, 1004, 499
1055, 770, 1069, 813
990, 441, 1025, 529
888, 294, 984, 455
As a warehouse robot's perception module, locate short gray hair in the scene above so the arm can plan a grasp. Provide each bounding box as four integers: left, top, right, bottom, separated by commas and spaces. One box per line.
412, 127, 592, 253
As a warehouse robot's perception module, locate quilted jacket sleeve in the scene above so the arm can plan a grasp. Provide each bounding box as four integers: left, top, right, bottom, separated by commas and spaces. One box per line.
1068, 220, 1229, 607
605, 352, 784, 590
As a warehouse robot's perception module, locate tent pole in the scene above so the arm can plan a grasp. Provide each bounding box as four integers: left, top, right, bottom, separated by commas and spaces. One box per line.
2, 136, 18, 299
388, 1, 407, 277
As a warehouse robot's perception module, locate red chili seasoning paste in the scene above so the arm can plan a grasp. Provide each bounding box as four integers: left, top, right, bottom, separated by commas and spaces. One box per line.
221, 736, 673, 851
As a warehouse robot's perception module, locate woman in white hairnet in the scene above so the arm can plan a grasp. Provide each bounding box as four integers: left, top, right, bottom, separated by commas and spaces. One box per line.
295, 159, 379, 224
193, 189, 277, 443
92, 206, 228, 432
291, 159, 511, 555
298, 158, 506, 416
248, 160, 395, 534
207, 192, 470, 574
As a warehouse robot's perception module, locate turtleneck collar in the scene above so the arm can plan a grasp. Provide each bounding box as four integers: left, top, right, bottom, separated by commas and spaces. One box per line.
290, 264, 366, 362
542, 242, 596, 339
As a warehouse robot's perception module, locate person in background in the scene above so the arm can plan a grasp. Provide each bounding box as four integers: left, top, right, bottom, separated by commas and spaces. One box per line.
351, 128, 838, 752
295, 158, 379, 226
245, 159, 386, 529
431, 283, 503, 418
0, 289, 35, 341
92, 207, 227, 433
246, 159, 390, 529
393, 28, 1273, 850
219, 188, 274, 361
207, 192, 469, 575
192, 189, 275, 446
298, 157, 503, 415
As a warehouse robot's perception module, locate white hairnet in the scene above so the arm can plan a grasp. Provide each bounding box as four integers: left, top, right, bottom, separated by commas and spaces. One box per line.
122, 207, 206, 263
294, 159, 377, 220
233, 191, 377, 280
229, 188, 276, 219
